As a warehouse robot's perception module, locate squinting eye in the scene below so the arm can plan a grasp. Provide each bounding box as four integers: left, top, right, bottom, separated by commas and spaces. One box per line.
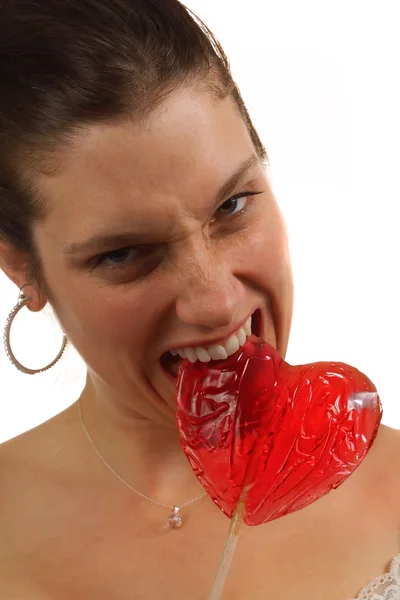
95, 247, 137, 268
90, 245, 152, 272
217, 194, 248, 216
89, 243, 165, 276
216, 191, 263, 218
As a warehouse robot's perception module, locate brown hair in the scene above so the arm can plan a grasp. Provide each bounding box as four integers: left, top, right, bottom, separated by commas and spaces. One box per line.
0, 0, 267, 299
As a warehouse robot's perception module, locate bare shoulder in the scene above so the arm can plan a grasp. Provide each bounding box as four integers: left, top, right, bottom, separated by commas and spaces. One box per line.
0, 404, 80, 595
0, 402, 78, 463
0, 403, 79, 515
374, 423, 400, 475
363, 423, 400, 523
381, 424, 400, 525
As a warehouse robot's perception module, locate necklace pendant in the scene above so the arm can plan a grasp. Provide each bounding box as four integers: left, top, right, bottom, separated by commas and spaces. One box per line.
167, 506, 182, 529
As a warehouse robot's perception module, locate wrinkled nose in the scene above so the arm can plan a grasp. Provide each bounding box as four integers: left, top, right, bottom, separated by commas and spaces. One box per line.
175, 261, 244, 330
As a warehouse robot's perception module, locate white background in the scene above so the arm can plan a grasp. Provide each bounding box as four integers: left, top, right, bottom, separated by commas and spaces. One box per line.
0, 0, 399, 442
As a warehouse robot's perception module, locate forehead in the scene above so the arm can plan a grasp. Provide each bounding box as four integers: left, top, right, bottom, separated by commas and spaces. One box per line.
35, 86, 260, 242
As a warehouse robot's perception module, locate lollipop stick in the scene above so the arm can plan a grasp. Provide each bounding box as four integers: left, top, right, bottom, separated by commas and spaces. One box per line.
208, 500, 245, 600
208, 409, 270, 600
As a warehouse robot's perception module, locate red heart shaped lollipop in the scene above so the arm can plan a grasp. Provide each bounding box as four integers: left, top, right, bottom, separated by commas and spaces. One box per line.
176, 338, 382, 526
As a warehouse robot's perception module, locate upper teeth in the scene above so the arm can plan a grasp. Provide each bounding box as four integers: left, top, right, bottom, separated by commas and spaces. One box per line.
169, 316, 252, 363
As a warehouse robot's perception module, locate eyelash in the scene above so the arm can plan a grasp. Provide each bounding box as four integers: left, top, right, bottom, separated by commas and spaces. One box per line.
90, 190, 262, 272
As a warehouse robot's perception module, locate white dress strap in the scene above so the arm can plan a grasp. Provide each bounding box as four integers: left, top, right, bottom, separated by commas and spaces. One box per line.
352, 554, 400, 600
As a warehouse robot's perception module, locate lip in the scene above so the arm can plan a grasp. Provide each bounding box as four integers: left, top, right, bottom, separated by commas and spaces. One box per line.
163, 309, 258, 355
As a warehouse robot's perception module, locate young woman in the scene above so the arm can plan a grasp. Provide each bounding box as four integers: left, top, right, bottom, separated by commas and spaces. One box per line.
0, 1, 399, 598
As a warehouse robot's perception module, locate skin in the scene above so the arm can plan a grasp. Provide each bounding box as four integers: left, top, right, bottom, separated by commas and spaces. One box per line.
0, 85, 399, 599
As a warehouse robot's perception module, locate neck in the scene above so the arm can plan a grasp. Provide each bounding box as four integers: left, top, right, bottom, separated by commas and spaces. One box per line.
77, 371, 203, 507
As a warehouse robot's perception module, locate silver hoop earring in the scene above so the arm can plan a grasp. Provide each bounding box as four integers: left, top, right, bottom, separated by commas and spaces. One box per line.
2, 284, 68, 375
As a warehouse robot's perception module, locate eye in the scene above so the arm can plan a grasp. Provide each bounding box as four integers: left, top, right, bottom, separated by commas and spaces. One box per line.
216, 191, 262, 218
94, 247, 137, 269
217, 194, 247, 216
90, 245, 161, 274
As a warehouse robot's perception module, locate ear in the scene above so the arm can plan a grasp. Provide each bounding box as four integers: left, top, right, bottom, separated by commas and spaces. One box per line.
0, 242, 47, 312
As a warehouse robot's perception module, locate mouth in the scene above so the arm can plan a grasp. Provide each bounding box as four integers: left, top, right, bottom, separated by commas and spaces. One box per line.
160, 309, 263, 380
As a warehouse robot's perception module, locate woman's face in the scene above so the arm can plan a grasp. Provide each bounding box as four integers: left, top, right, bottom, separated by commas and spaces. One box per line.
32, 85, 294, 423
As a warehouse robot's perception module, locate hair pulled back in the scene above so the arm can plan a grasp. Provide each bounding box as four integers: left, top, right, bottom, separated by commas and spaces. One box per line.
0, 0, 266, 296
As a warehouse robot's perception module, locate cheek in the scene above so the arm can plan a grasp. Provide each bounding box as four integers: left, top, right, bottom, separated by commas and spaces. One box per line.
54, 283, 150, 351
234, 207, 291, 282
87, 294, 157, 346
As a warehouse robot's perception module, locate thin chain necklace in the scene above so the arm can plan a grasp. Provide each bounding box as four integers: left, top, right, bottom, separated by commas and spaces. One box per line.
78, 401, 207, 529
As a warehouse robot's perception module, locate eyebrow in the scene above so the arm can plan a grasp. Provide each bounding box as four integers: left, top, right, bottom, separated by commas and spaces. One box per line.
62, 153, 262, 257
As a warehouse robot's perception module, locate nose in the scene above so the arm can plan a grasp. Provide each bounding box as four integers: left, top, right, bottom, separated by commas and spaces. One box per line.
175, 256, 244, 330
